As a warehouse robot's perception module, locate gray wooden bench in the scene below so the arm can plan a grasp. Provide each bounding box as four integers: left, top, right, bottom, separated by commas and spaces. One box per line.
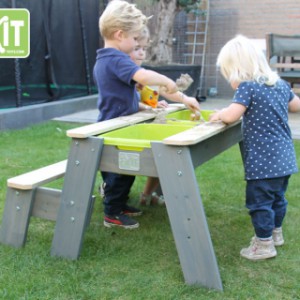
0, 160, 95, 248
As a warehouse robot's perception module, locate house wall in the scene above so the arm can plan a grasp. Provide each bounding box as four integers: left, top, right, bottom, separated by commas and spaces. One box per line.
127, 0, 300, 98
206, 0, 300, 97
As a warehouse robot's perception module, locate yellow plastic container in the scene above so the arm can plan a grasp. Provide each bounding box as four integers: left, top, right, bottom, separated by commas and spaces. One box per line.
99, 123, 193, 151
137, 85, 159, 108
166, 109, 214, 123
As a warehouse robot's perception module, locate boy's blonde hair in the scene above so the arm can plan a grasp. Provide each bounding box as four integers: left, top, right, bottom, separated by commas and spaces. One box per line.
217, 35, 279, 86
99, 0, 148, 39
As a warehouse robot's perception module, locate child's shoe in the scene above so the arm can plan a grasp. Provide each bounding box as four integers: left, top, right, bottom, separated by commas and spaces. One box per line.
104, 213, 139, 229
139, 192, 165, 206
152, 192, 165, 206
240, 236, 277, 260
139, 193, 152, 206
122, 205, 142, 217
272, 227, 284, 246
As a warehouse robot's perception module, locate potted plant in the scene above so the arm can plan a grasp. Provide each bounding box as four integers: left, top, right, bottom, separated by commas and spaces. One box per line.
142, 0, 205, 97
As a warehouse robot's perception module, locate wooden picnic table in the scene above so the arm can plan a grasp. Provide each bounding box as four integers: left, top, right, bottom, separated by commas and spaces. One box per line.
47, 104, 242, 291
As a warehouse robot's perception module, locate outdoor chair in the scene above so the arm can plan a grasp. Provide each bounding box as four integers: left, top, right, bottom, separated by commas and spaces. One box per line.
266, 33, 300, 94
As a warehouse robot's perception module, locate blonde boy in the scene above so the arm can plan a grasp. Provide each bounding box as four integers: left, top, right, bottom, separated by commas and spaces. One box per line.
94, 0, 196, 229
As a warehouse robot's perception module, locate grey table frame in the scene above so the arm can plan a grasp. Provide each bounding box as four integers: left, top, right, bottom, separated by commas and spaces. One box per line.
50, 121, 243, 291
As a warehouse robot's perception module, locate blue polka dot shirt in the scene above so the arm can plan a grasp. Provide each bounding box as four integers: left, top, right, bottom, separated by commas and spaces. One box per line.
233, 80, 298, 180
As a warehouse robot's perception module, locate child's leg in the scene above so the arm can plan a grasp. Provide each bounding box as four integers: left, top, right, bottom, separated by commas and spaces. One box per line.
271, 175, 290, 246
140, 177, 163, 205
102, 172, 140, 229
241, 177, 291, 259
102, 171, 135, 215
245, 179, 276, 239
143, 177, 159, 196
246, 176, 289, 236
240, 179, 278, 260
272, 175, 290, 228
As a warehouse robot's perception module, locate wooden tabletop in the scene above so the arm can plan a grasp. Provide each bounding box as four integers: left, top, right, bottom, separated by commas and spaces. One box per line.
66, 104, 241, 146
163, 120, 241, 145
66, 104, 185, 138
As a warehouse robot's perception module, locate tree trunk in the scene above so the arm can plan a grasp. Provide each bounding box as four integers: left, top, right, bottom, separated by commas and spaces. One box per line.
147, 0, 177, 64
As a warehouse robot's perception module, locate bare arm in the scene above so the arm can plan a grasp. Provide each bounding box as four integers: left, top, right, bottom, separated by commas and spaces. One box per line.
289, 94, 300, 112
160, 90, 200, 112
209, 103, 246, 124
133, 68, 178, 94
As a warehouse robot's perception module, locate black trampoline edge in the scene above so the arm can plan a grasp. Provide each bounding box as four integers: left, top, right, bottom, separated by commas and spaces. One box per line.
0, 95, 98, 131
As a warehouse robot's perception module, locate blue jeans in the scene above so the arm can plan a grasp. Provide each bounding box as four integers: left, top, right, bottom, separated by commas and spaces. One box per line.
246, 176, 290, 238
101, 171, 135, 215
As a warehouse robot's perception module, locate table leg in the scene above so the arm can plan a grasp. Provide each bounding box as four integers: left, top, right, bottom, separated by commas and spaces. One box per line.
0, 188, 35, 248
151, 143, 223, 291
51, 137, 103, 259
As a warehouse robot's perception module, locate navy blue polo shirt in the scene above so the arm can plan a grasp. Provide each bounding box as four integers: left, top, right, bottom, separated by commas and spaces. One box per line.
93, 48, 141, 121
233, 80, 298, 180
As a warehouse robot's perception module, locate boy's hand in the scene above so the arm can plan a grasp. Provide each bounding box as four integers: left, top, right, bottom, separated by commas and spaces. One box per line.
182, 96, 201, 112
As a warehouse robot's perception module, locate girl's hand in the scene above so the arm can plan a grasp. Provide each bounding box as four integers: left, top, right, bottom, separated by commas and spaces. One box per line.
209, 110, 221, 122
209, 104, 246, 124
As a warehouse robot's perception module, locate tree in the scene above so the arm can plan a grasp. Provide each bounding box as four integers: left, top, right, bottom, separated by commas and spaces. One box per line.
146, 0, 202, 65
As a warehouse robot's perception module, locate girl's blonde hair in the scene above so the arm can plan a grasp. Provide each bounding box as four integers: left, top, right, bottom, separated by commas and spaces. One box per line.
137, 26, 150, 43
217, 35, 279, 86
99, 0, 148, 39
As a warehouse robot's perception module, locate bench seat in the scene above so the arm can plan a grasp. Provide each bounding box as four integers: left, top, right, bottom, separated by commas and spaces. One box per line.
0, 159, 70, 248
7, 160, 67, 190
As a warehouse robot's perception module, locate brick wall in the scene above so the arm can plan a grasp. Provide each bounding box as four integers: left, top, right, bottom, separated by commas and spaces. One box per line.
206, 0, 300, 97
126, 0, 300, 98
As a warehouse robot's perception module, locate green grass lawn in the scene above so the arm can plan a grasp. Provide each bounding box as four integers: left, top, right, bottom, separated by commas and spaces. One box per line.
0, 121, 299, 299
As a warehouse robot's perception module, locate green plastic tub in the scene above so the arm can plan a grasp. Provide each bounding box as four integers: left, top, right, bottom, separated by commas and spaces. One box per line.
99, 123, 193, 151
166, 109, 214, 124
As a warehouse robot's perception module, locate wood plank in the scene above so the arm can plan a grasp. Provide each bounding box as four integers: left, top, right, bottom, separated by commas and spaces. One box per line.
271, 63, 300, 69
51, 137, 103, 260
0, 188, 35, 247
66, 104, 185, 138
32, 187, 62, 221
151, 143, 223, 290
163, 121, 241, 145
99, 145, 158, 177
32, 188, 95, 225
189, 123, 243, 167
7, 160, 67, 190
